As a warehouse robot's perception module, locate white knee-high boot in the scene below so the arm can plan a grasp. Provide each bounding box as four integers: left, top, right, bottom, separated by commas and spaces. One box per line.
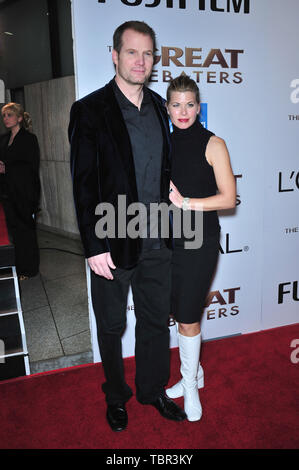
166, 332, 204, 399
177, 332, 202, 422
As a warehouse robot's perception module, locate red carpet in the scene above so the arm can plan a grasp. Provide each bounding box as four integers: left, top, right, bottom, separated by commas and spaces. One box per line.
0, 324, 298, 449
0, 203, 10, 246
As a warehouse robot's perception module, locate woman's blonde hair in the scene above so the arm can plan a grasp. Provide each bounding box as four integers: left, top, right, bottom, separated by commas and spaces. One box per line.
2, 102, 33, 132
166, 72, 200, 104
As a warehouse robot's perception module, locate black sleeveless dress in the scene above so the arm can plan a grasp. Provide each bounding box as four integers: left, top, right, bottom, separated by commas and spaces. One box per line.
170, 119, 220, 323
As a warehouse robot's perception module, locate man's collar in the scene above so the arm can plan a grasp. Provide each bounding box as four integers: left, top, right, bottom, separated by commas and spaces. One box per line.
112, 77, 151, 109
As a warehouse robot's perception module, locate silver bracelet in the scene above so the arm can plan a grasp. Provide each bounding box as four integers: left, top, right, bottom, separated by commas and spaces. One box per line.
182, 197, 190, 211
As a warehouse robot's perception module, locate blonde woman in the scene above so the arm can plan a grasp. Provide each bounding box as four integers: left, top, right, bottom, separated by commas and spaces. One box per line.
165, 75, 236, 421
0, 103, 40, 279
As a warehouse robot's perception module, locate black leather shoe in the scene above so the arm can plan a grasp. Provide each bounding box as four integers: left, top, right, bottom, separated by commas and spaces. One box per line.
149, 394, 187, 421
106, 403, 128, 432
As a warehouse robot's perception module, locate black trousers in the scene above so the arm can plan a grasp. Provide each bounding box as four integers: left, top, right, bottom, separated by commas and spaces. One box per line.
91, 247, 171, 405
2, 199, 39, 277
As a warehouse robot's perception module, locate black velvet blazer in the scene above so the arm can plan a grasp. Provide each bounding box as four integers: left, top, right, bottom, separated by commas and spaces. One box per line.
68, 79, 172, 268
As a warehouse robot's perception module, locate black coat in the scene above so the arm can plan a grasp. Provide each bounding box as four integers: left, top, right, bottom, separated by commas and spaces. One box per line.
68, 79, 172, 268
0, 127, 40, 219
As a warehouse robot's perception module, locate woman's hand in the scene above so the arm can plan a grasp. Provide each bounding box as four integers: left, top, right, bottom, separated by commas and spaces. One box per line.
0, 161, 5, 174
169, 180, 184, 209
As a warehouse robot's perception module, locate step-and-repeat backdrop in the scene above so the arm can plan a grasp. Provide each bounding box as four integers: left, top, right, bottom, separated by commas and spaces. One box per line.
71, 0, 298, 361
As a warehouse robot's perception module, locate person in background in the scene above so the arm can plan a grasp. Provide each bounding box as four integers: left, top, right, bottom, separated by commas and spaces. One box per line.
0, 103, 40, 280
166, 74, 236, 421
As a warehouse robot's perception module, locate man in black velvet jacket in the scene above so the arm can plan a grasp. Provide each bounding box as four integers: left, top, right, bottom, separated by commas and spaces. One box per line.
68, 21, 186, 431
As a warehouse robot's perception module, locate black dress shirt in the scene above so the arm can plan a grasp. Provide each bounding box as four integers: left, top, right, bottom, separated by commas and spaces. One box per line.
113, 80, 163, 250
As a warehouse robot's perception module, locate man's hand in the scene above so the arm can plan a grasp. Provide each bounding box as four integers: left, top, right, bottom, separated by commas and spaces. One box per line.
0, 161, 5, 174
88, 252, 116, 280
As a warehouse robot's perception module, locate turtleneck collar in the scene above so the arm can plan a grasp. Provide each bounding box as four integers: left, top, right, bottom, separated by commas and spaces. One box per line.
172, 118, 203, 138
